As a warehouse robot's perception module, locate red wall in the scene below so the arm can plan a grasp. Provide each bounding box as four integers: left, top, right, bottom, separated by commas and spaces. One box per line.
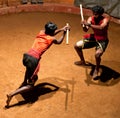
0, 0, 119, 24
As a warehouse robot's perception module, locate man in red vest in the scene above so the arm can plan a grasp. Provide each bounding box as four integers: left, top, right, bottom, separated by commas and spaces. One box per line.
74, 5, 110, 80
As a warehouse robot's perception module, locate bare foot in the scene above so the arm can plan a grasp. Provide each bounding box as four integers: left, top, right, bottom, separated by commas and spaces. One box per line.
74, 61, 91, 66
92, 69, 98, 80
74, 61, 86, 65
6, 94, 12, 107
92, 69, 102, 80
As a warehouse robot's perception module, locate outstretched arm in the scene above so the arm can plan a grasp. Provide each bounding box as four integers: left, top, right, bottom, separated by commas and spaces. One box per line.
54, 24, 70, 35
53, 25, 70, 44
54, 28, 63, 35
53, 31, 66, 44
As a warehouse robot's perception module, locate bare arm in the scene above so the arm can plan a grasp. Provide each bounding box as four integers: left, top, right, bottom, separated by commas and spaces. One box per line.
90, 18, 109, 29
54, 24, 70, 36
81, 17, 92, 32
53, 31, 66, 44
54, 28, 63, 35
83, 17, 110, 30
53, 25, 70, 44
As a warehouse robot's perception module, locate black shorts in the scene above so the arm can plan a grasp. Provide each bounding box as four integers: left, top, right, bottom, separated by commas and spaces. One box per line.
23, 53, 39, 72
83, 34, 109, 51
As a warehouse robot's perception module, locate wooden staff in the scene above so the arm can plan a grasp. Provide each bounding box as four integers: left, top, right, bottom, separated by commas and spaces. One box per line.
66, 23, 69, 45
80, 4, 85, 27
80, 4, 84, 21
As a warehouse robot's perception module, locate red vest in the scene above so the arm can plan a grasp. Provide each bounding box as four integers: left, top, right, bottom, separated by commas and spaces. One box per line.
91, 16, 109, 40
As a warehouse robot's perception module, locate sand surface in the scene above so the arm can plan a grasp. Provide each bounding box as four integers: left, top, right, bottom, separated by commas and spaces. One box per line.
0, 12, 120, 118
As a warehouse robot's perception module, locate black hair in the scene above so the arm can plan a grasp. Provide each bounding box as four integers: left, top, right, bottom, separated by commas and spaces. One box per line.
45, 21, 57, 35
92, 5, 104, 15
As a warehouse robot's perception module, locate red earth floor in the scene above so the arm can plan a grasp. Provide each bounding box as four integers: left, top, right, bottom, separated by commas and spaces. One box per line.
0, 12, 120, 118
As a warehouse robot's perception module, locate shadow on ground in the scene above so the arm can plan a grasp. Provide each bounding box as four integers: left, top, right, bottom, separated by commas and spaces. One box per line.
5, 76, 74, 110
5, 82, 59, 109
77, 62, 120, 86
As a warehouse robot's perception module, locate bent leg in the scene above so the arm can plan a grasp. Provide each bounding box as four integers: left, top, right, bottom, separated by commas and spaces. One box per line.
74, 40, 86, 65
93, 49, 103, 79
6, 85, 33, 107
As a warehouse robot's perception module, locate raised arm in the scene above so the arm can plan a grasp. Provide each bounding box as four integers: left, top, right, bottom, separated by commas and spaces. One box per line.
90, 17, 109, 29
81, 16, 92, 32
83, 17, 110, 30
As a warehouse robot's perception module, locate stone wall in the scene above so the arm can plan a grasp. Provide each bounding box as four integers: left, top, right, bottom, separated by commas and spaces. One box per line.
0, 0, 74, 6
0, 0, 119, 24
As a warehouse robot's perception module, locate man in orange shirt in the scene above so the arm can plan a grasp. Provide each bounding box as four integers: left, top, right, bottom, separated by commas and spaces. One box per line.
5, 21, 70, 108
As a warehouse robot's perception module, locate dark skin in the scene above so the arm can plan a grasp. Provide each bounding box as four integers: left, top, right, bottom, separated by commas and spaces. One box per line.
74, 12, 109, 78
5, 24, 70, 108
20, 26, 68, 88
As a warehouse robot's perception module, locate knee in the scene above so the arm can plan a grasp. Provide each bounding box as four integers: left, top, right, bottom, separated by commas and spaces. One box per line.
74, 41, 83, 50
74, 43, 78, 49
95, 49, 103, 58
74, 44, 82, 51
95, 52, 102, 59
33, 75, 38, 82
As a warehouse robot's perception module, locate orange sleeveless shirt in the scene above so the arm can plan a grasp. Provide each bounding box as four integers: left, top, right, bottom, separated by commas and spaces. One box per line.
28, 31, 54, 59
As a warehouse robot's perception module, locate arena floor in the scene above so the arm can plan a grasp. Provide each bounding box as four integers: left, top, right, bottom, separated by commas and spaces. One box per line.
0, 12, 120, 118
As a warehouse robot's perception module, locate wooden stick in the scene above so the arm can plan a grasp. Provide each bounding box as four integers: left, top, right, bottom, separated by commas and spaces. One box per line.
80, 4, 84, 21
66, 23, 69, 45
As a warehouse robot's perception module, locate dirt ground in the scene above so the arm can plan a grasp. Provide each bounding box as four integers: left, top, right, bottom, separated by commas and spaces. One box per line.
0, 12, 120, 118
